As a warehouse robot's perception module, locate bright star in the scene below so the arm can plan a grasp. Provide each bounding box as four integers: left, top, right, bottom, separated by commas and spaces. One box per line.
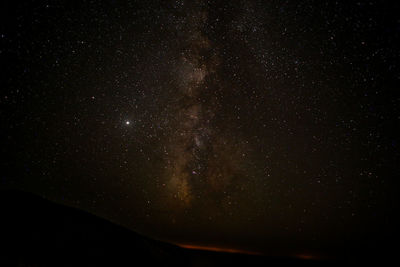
126, 121, 130, 125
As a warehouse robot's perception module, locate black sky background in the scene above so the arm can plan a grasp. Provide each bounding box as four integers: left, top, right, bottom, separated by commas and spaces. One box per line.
1, 0, 399, 255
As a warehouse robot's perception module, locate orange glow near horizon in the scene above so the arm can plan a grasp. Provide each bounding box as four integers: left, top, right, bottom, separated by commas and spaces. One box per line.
176, 243, 321, 260
176, 243, 262, 255
295, 254, 318, 260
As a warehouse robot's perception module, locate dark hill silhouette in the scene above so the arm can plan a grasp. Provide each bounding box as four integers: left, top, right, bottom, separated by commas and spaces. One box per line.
1, 189, 394, 266
0, 189, 304, 266
1, 189, 187, 266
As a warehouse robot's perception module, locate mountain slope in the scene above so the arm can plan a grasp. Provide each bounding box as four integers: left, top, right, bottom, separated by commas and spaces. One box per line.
1, 189, 186, 266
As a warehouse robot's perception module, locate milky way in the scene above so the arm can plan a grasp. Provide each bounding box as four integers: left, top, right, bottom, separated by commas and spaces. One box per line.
2, 0, 399, 254
160, 2, 253, 211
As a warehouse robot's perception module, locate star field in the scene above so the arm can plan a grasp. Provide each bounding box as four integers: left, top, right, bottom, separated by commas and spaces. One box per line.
2, 0, 399, 254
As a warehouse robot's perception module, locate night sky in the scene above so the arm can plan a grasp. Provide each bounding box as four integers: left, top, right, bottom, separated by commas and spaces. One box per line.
2, 0, 399, 256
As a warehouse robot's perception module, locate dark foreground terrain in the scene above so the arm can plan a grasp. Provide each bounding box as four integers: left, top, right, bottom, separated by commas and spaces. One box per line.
0, 189, 395, 266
